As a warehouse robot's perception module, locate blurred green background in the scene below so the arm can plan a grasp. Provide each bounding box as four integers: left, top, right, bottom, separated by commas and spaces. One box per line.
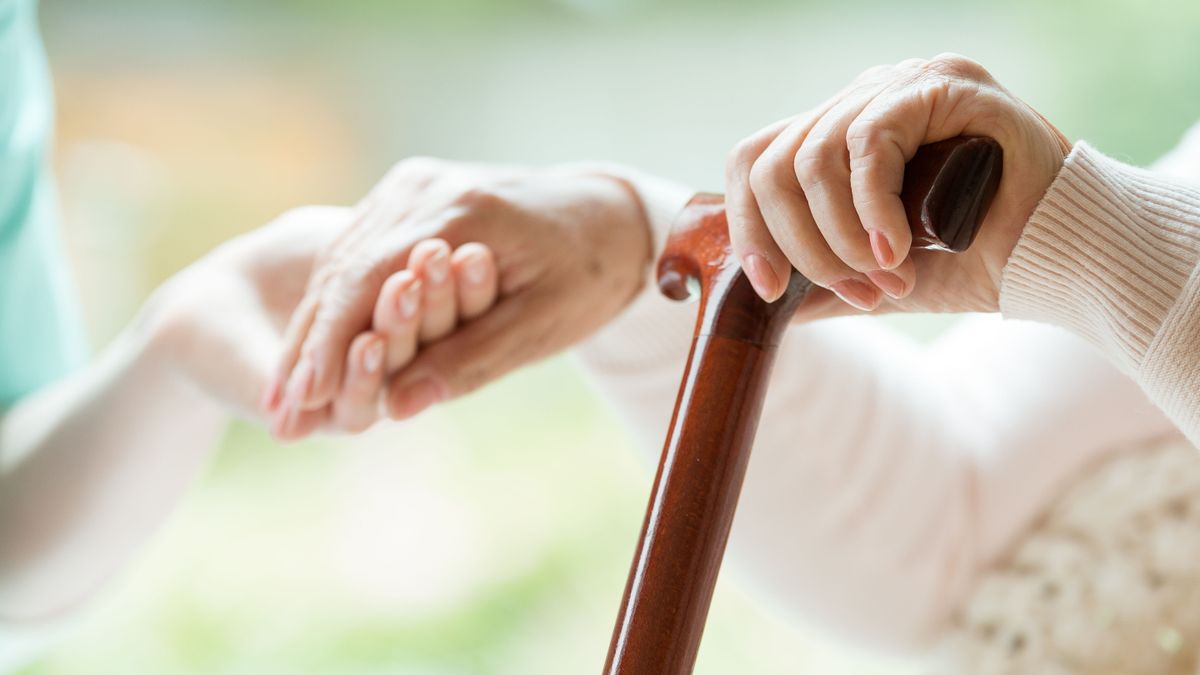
19, 0, 1200, 673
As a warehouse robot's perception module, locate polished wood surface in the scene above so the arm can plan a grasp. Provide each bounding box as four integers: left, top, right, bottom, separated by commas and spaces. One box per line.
603, 136, 1002, 675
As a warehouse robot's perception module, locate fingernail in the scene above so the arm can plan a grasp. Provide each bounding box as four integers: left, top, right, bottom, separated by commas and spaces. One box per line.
830, 279, 880, 311
866, 270, 907, 299
427, 249, 450, 285
287, 357, 315, 403
390, 377, 446, 419
869, 230, 895, 269
743, 253, 780, 301
399, 281, 421, 319
363, 340, 384, 374
464, 253, 488, 285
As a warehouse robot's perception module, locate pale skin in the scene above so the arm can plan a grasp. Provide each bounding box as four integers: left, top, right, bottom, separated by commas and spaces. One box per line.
272, 54, 1070, 429
262, 236, 501, 440
266, 160, 654, 426
3, 52, 1071, 630
727, 53, 1071, 316
0, 199, 500, 618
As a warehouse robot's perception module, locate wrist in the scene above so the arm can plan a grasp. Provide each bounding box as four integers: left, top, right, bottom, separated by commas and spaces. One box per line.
588, 169, 656, 287
133, 275, 188, 373
979, 111, 1073, 313
555, 161, 697, 276
548, 164, 656, 297
133, 273, 232, 420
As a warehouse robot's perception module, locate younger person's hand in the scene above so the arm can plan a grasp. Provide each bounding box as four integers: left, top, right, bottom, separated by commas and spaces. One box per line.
725, 53, 1072, 319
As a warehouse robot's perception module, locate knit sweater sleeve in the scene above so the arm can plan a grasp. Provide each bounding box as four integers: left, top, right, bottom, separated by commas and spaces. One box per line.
999, 139, 1200, 446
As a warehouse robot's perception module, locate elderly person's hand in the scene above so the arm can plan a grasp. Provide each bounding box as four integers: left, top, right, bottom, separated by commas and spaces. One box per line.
266, 159, 653, 426
726, 53, 1072, 318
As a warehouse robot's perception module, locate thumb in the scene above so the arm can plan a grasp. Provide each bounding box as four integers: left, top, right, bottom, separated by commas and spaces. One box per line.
384, 291, 557, 419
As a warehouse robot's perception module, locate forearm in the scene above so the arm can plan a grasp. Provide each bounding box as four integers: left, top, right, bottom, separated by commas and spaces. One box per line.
0, 302, 227, 622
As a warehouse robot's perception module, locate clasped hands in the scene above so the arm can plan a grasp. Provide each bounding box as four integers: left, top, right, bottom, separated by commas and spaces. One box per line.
163, 54, 1070, 440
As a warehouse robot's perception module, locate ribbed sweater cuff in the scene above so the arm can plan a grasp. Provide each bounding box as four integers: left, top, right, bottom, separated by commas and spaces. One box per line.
999, 142, 1200, 375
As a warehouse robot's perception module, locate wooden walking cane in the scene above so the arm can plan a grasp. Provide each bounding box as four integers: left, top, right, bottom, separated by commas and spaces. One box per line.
603, 136, 1003, 675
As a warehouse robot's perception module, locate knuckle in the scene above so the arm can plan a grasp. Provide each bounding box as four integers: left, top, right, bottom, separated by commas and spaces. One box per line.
923, 52, 990, 82
440, 186, 511, 241
747, 161, 768, 195
453, 185, 506, 213
726, 136, 760, 180
747, 158, 781, 197
913, 76, 957, 115
744, 160, 772, 196
845, 118, 892, 161
439, 208, 479, 241
792, 137, 843, 187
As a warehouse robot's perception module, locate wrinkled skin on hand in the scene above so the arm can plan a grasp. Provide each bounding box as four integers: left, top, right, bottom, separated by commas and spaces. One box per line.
725, 53, 1071, 320
270, 159, 653, 424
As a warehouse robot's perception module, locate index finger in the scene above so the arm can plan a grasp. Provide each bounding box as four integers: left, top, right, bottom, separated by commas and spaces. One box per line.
725, 115, 799, 302
845, 78, 980, 261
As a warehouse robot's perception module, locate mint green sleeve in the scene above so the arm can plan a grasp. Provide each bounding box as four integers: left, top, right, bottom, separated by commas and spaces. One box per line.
0, 0, 87, 407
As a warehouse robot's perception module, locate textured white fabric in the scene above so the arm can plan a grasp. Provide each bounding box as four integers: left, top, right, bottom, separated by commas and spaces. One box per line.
1001, 142, 1200, 446
938, 439, 1200, 675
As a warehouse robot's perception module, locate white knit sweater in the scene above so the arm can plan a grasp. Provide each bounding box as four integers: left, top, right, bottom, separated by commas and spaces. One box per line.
578, 125, 1200, 670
